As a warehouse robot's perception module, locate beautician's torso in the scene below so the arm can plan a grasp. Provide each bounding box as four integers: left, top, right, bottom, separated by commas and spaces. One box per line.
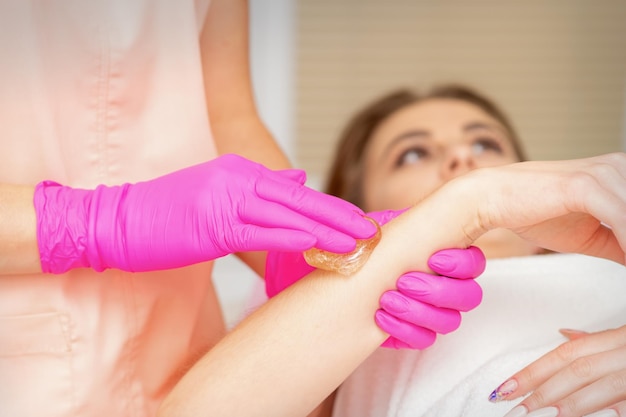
0, 1, 225, 416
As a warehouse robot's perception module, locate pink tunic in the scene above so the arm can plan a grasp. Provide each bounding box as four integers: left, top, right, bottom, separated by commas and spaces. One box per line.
0, 1, 227, 415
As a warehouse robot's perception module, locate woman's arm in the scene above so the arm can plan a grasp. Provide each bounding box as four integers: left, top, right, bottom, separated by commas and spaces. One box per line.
200, 0, 293, 276
158, 153, 626, 417
0, 184, 41, 275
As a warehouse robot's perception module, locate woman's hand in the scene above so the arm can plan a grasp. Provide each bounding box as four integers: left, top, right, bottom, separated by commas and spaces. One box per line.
35, 154, 378, 273
456, 152, 626, 265
490, 325, 626, 417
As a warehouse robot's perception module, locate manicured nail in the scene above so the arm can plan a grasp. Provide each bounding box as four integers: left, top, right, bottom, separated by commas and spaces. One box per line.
489, 379, 518, 402
559, 328, 588, 340
584, 409, 619, 417
503, 405, 528, 417
527, 407, 559, 417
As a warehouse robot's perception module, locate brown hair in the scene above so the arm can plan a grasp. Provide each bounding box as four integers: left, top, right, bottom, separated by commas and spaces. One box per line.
324, 84, 527, 208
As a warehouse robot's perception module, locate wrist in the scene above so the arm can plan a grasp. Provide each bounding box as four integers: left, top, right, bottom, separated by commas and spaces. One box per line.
34, 181, 132, 273
444, 171, 492, 243
35, 181, 94, 273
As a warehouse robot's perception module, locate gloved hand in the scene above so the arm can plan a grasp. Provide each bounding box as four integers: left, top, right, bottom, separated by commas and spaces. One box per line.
375, 245, 484, 349
35, 154, 377, 273
265, 208, 485, 350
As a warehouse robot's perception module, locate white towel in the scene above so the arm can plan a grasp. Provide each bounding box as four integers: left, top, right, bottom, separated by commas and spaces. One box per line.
333, 253, 626, 417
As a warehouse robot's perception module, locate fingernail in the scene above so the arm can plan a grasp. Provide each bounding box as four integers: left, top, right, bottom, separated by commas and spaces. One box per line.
527, 407, 559, 417
559, 328, 588, 340
380, 292, 409, 315
428, 253, 455, 274
489, 379, 518, 402
584, 409, 619, 417
503, 405, 528, 417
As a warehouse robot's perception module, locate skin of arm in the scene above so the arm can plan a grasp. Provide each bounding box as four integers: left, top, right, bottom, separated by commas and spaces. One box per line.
199, 0, 291, 277
157, 154, 626, 417
0, 184, 41, 275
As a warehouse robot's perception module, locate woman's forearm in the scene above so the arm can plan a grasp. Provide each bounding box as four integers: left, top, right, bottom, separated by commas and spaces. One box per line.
158, 153, 626, 417
0, 183, 41, 275
158, 177, 478, 417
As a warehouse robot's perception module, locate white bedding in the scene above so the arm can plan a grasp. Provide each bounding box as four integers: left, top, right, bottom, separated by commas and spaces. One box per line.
333, 253, 626, 417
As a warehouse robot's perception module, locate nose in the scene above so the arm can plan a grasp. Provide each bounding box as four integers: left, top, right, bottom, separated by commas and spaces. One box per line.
440, 144, 476, 181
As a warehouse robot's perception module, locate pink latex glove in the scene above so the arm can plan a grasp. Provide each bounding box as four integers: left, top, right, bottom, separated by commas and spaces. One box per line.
375, 245, 485, 349
265, 209, 485, 350
35, 154, 377, 273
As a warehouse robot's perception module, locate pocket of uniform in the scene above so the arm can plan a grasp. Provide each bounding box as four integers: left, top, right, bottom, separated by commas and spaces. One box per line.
0, 312, 74, 417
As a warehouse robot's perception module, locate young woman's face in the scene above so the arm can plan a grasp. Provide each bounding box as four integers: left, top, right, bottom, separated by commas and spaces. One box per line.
361, 98, 539, 258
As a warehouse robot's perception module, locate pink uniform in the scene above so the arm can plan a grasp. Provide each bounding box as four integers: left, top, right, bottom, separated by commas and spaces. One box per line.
0, 1, 226, 415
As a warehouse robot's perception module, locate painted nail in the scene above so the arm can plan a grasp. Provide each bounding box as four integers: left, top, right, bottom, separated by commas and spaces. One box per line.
503, 405, 529, 417
527, 407, 559, 417
489, 379, 518, 402
583, 409, 619, 417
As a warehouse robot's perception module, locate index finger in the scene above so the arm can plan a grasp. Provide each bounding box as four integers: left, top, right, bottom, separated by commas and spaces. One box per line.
489, 327, 625, 403
256, 175, 377, 240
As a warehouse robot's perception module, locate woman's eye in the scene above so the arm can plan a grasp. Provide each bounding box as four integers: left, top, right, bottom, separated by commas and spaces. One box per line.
471, 138, 502, 155
395, 147, 429, 167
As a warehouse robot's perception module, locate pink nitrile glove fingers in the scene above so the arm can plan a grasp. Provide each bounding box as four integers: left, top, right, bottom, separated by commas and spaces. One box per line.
375, 310, 436, 350
395, 271, 483, 312
377, 246, 485, 349
379, 291, 462, 334
254, 175, 377, 251
36, 154, 378, 273
263, 208, 409, 297
427, 246, 486, 279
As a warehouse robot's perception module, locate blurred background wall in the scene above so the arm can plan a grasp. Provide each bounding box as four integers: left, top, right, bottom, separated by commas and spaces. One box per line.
295, 0, 626, 183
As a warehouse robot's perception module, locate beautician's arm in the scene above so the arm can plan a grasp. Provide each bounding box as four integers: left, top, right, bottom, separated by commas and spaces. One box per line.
200, 0, 287, 276
0, 0, 295, 278
158, 153, 626, 417
0, 184, 41, 274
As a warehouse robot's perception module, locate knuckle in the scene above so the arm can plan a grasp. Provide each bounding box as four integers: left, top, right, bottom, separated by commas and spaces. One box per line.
569, 357, 593, 379
558, 396, 579, 415
555, 340, 578, 363
517, 364, 540, 389
524, 389, 547, 410
607, 373, 626, 394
